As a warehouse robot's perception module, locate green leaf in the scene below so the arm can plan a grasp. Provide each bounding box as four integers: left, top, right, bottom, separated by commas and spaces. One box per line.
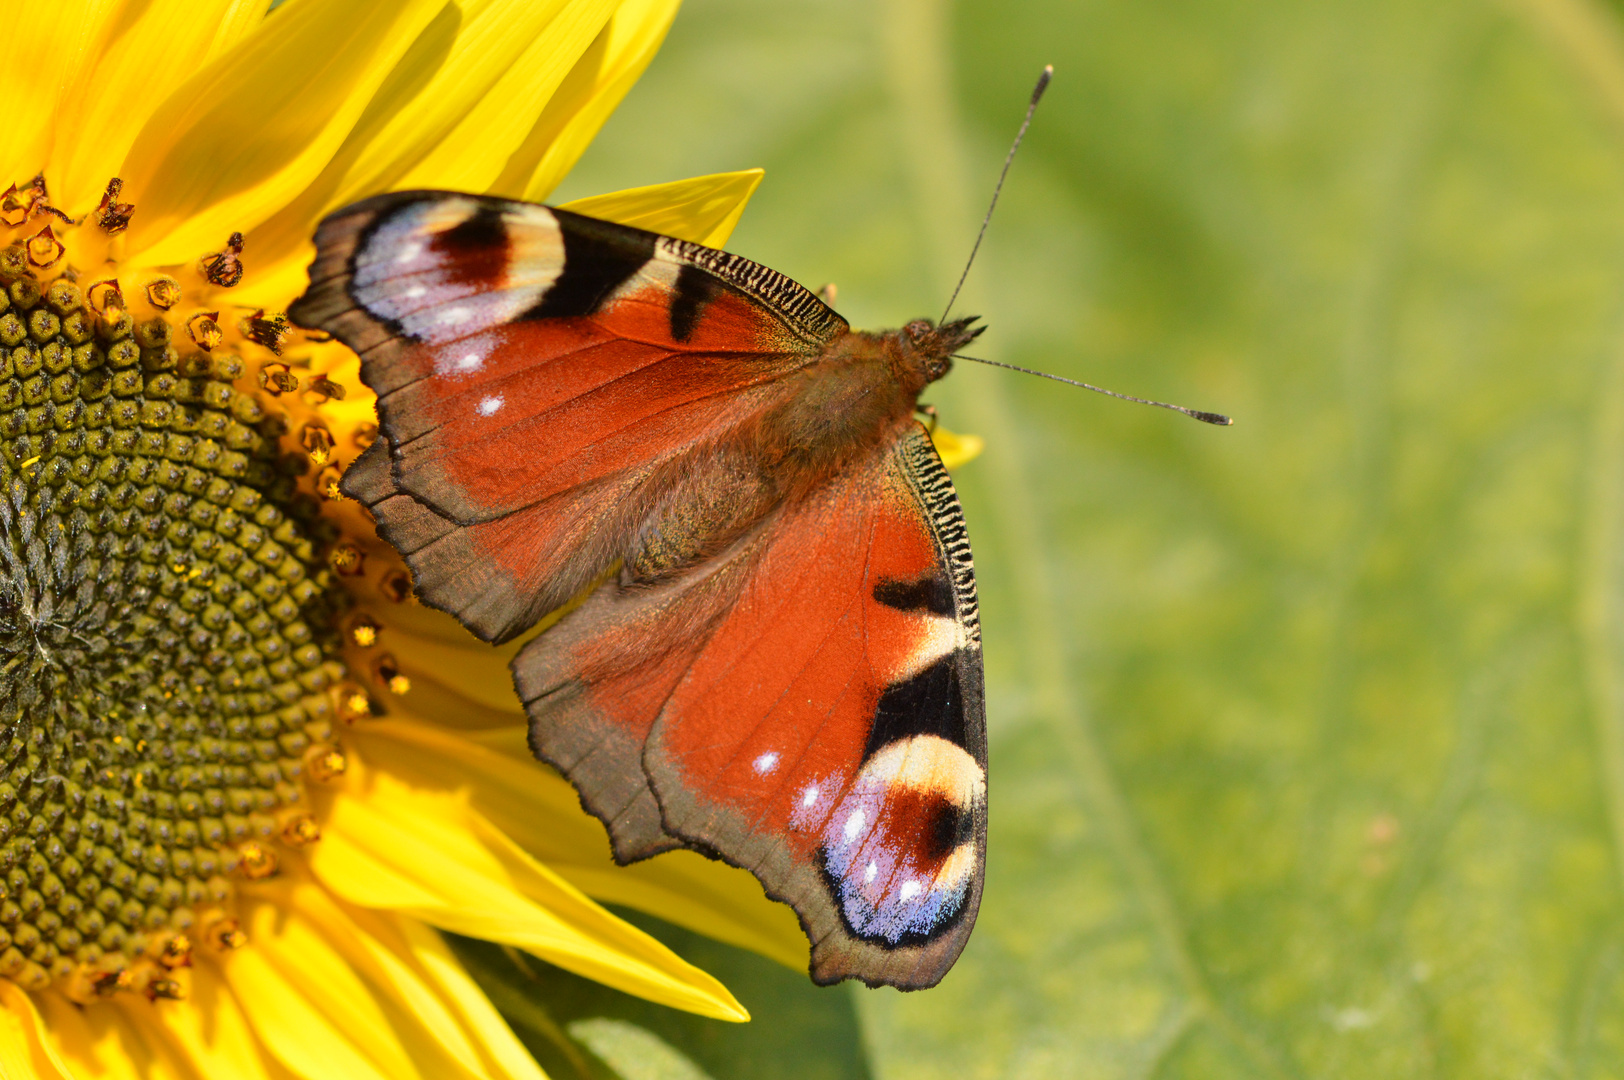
546, 0, 1624, 1074
565, 1018, 716, 1080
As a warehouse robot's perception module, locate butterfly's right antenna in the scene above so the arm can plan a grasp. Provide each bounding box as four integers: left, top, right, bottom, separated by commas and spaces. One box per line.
940, 64, 1053, 325
954, 353, 1234, 425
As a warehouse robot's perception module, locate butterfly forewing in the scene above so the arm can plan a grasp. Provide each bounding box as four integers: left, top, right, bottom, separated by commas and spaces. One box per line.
292, 191, 844, 643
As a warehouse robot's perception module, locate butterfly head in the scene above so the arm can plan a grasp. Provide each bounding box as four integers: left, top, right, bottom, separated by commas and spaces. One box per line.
898, 316, 985, 386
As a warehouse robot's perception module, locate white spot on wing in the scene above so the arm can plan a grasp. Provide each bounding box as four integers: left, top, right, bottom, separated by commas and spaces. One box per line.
439, 307, 472, 326
394, 242, 424, 265
403, 285, 427, 299
477, 395, 503, 416
752, 752, 779, 775
801, 784, 819, 808
433, 338, 491, 378
864, 861, 878, 884
842, 810, 865, 843
899, 880, 922, 901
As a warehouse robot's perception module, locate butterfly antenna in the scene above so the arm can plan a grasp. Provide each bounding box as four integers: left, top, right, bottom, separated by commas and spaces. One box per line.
940, 65, 1053, 325
954, 354, 1233, 426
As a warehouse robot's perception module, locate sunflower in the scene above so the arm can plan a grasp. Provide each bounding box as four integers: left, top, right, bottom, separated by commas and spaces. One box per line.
0, 0, 851, 1075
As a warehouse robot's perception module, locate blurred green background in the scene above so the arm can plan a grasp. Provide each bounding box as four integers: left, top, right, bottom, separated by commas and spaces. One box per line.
472, 0, 1624, 1075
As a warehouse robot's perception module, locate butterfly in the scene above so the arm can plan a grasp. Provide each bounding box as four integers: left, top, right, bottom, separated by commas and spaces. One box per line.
289, 192, 989, 990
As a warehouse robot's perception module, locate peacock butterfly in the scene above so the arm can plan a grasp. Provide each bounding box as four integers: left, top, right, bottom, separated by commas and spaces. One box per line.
289, 193, 986, 989
287, 70, 1230, 991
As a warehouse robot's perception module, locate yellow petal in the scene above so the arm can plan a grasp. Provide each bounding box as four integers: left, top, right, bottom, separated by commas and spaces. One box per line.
561, 169, 765, 247
497, 0, 683, 203
350, 936, 486, 1076
268, 884, 512, 1080
150, 965, 274, 1080
237, 0, 621, 306
307, 761, 749, 1021
33, 992, 193, 1080
196, 0, 274, 67
222, 890, 419, 1080
0, 982, 74, 1080
931, 425, 985, 469
1, 0, 122, 182
394, 917, 550, 1080
552, 848, 811, 971
118, 0, 447, 268
351, 719, 810, 971
393, 0, 621, 194
51, 0, 272, 216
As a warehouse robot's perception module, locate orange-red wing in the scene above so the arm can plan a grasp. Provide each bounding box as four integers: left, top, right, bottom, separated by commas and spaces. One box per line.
289, 191, 847, 644
514, 425, 986, 987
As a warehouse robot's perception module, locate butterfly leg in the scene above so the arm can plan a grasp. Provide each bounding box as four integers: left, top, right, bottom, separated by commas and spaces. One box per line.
915, 403, 939, 433
816, 282, 838, 307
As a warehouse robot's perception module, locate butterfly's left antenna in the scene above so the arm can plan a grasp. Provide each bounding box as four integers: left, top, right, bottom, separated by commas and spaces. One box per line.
940, 65, 1053, 325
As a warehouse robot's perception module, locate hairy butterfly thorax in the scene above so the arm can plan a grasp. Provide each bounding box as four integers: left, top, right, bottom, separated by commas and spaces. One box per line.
751, 315, 982, 489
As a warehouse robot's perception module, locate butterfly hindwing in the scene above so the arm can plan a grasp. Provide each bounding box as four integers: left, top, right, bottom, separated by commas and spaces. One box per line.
290, 191, 847, 644
511, 506, 764, 863
533, 423, 986, 987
